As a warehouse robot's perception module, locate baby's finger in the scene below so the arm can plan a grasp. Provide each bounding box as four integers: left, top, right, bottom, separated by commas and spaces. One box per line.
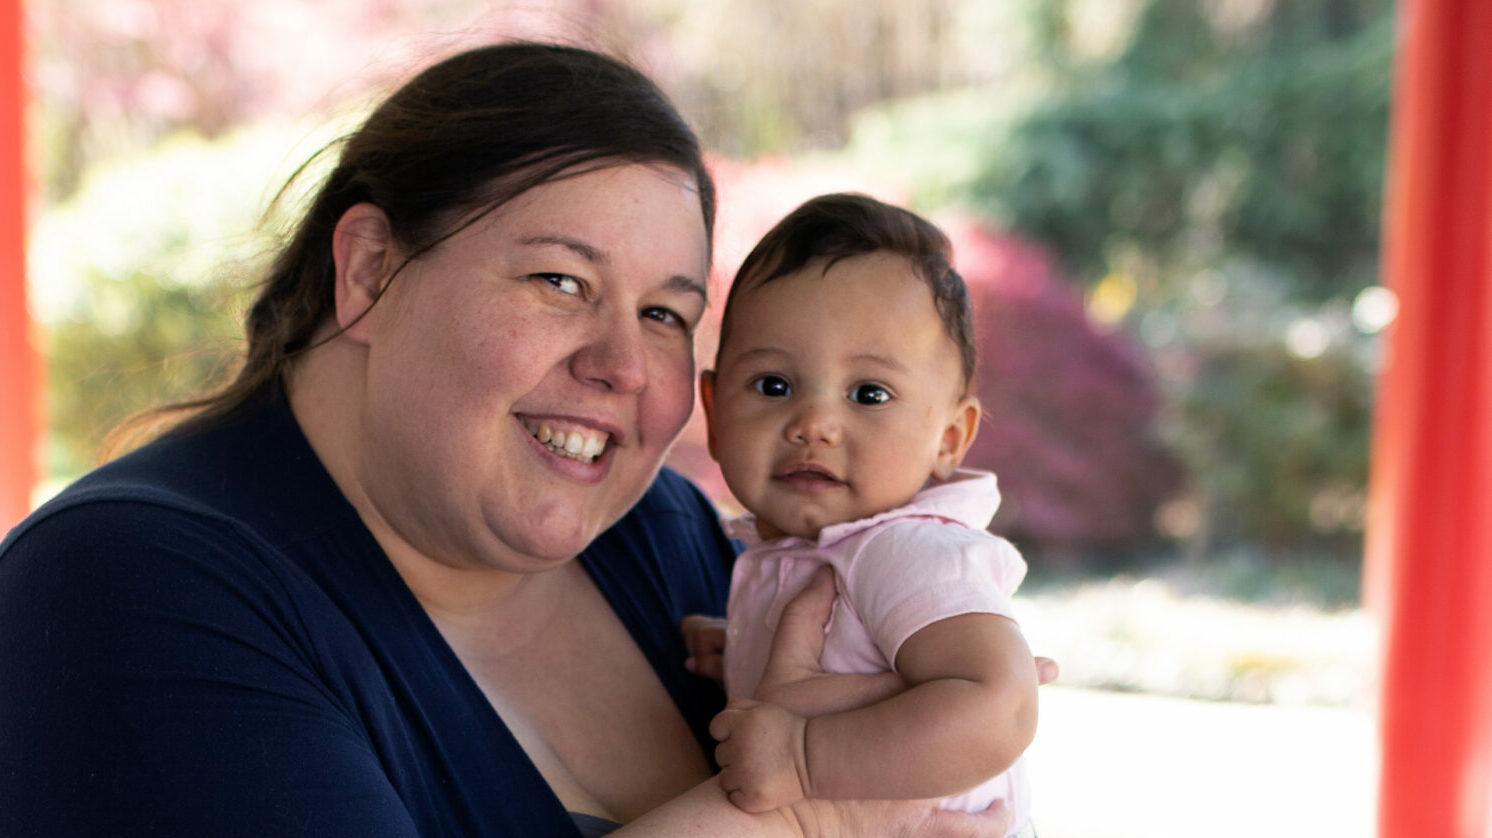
680, 614, 727, 645
1035, 655, 1060, 685
709, 711, 729, 742
681, 615, 729, 681
714, 736, 736, 771
708, 697, 767, 742
683, 652, 724, 682
708, 702, 750, 741
727, 786, 772, 814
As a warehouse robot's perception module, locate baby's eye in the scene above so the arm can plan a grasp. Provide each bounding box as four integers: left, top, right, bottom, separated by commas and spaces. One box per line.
850, 384, 892, 405
752, 375, 792, 398
538, 274, 583, 296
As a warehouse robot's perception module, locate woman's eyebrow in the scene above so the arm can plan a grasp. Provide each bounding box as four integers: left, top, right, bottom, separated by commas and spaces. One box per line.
521, 234, 608, 265
523, 234, 707, 300
664, 273, 709, 302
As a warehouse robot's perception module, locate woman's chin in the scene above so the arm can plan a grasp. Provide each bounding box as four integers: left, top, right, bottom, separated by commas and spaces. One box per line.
479, 507, 605, 567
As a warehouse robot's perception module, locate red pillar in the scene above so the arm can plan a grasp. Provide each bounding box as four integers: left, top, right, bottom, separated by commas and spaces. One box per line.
1366, 0, 1492, 835
0, 0, 38, 531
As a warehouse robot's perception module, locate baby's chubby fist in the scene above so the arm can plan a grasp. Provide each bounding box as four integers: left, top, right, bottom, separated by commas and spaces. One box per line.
708, 699, 811, 813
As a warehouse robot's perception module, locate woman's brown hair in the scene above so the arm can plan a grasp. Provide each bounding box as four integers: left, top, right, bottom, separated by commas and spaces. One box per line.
129, 42, 715, 444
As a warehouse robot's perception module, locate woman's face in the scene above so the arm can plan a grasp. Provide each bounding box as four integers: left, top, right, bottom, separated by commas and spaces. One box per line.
353, 163, 710, 574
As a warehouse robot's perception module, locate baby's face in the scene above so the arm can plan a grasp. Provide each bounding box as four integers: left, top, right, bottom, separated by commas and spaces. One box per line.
703, 251, 978, 540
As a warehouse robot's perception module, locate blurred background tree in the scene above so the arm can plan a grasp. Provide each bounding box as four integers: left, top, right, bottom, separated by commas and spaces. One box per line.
26, 0, 1393, 597
968, 0, 1390, 569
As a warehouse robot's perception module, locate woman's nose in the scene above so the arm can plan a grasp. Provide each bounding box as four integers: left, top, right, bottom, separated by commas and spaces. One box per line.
784, 399, 842, 446
572, 318, 648, 393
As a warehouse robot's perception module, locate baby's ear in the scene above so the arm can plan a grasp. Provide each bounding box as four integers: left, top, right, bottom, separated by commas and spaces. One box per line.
932, 395, 981, 481
698, 370, 720, 460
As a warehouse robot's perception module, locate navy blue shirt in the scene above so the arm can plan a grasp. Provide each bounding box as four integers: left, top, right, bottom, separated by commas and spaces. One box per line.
0, 386, 733, 836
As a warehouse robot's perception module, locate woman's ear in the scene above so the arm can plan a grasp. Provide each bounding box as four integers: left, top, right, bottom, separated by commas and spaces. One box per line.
331, 202, 397, 343
698, 370, 720, 460
932, 395, 982, 481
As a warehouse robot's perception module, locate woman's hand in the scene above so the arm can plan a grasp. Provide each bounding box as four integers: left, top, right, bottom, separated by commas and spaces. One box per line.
758, 566, 1059, 715
751, 567, 908, 715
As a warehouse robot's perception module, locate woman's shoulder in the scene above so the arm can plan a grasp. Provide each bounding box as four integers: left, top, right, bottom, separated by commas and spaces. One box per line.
4, 443, 259, 573
0, 393, 348, 622
0, 469, 317, 635
8, 385, 352, 561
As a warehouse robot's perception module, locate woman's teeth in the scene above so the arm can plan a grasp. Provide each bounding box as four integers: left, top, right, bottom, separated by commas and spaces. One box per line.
525, 421, 607, 464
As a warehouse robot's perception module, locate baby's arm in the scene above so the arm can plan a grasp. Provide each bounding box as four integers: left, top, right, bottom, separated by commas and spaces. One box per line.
811, 613, 1038, 798
711, 611, 1038, 812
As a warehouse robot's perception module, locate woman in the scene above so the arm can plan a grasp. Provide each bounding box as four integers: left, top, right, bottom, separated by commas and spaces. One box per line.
0, 43, 1032, 836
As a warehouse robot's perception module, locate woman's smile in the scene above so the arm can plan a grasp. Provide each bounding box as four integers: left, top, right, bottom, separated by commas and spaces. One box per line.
519, 416, 618, 465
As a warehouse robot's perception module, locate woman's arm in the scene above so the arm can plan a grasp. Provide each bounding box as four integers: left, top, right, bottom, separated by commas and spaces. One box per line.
611, 776, 799, 837
613, 774, 1016, 838
0, 505, 426, 837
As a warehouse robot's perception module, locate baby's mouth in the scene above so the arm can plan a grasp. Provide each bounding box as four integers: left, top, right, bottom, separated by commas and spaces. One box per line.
521, 419, 609, 464
775, 462, 845, 485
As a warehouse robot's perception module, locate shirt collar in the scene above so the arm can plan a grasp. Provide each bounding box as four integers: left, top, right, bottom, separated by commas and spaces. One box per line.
723, 468, 1002, 548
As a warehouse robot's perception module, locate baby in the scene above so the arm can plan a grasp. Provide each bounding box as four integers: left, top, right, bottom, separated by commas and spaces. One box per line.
694, 193, 1038, 835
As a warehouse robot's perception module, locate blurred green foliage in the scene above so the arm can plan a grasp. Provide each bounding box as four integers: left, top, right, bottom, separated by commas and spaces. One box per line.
30, 125, 307, 477
978, 7, 1391, 303
1174, 333, 1373, 553
45, 271, 242, 476
962, 0, 1390, 563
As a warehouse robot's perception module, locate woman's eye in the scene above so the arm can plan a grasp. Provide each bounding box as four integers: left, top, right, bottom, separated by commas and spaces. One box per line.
642, 306, 690, 332
850, 384, 891, 405
539, 274, 583, 296
752, 376, 792, 397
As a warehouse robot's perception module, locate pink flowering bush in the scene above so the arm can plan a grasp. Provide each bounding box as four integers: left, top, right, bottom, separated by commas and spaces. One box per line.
949, 219, 1182, 562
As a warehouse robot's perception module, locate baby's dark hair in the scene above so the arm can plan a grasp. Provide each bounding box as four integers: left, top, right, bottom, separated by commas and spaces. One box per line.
718, 193, 976, 387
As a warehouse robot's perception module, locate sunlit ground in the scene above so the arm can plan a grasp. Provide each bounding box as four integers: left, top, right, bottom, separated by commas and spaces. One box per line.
1014, 573, 1378, 837
1026, 687, 1375, 838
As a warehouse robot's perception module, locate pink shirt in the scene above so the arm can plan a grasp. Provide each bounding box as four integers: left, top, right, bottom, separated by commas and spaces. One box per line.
723, 469, 1031, 824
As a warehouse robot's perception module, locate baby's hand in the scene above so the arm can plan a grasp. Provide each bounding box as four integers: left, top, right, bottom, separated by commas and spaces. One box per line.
680, 614, 728, 684
709, 699, 810, 813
